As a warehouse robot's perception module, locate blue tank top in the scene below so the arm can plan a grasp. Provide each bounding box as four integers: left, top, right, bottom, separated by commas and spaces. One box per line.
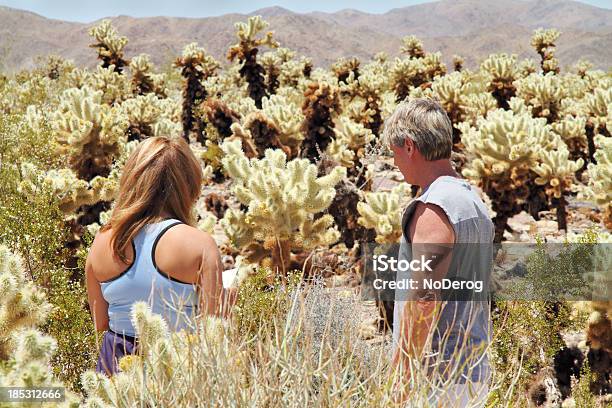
393, 176, 494, 383
101, 218, 199, 337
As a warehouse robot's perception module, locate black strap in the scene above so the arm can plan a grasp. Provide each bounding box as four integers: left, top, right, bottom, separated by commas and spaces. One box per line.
108, 328, 138, 343
151, 221, 194, 285
100, 240, 137, 284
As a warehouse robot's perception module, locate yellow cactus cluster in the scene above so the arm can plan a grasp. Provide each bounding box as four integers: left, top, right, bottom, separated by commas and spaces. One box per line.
260, 94, 305, 152
0, 245, 78, 406
390, 35, 447, 102
515, 72, 563, 122
129, 54, 166, 96
584, 135, 612, 228
531, 28, 561, 74
228, 16, 279, 59
88, 19, 129, 72
122, 93, 181, 140
51, 86, 128, 179
357, 183, 411, 243
327, 116, 374, 168
220, 138, 346, 273
460, 108, 583, 239
19, 163, 118, 215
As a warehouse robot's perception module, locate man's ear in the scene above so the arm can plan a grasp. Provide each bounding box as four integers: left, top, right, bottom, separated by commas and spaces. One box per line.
404, 138, 414, 156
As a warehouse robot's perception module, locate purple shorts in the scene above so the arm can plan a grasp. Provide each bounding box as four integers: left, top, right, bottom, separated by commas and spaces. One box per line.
95, 329, 138, 376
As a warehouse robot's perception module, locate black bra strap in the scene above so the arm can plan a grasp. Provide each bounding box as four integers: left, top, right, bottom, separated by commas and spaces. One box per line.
151, 221, 194, 285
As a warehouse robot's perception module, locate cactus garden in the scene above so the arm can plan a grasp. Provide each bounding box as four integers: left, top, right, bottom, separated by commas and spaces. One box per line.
0, 9, 610, 408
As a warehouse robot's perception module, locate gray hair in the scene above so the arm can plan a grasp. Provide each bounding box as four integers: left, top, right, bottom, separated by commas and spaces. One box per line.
381, 98, 453, 161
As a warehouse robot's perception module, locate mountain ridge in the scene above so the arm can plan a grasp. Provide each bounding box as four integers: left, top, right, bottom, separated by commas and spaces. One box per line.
0, 0, 610, 73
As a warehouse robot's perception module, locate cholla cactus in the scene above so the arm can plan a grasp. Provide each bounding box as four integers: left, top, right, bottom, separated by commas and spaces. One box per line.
400, 35, 425, 58
175, 42, 220, 142
261, 94, 305, 156
89, 65, 130, 105
121, 93, 180, 141
333, 116, 374, 159
129, 54, 166, 97
533, 147, 583, 230
357, 183, 410, 243
51, 86, 128, 180
39, 54, 74, 80
88, 19, 129, 73
353, 69, 385, 136
552, 115, 588, 163
585, 87, 611, 134
572, 59, 594, 79
227, 16, 279, 108
514, 72, 563, 123
278, 58, 309, 88
452, 55, 464, 72
518, 58, 539, 78
301, 81, 341, 161
220, 139, 346, 274
481, 53, 519, 109
326, 138, 355, 168
332, 57, 360, 84
0, 245, 50, 359
19, 164, 118, 215
461, 92, 498, 125
199, 98, 242, 142
460, 109, 560, 241
583, 135, 612, 228
260, 51, 281, 95
0, 246, 77, 405
229, 111, 290, 159
260, 47, 295, 94
531, 28, 561, 75
390, 51, 446, 102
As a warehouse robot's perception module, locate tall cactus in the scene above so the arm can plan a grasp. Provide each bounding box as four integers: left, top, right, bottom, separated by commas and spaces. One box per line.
227, 16, 279, 109
88, 19, 129, 73
531, 28, 561, 75
175, 43, 219, 143
301, 82, 341, 161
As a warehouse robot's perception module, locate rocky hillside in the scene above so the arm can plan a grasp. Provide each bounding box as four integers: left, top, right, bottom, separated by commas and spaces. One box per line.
0, 0, 610, 72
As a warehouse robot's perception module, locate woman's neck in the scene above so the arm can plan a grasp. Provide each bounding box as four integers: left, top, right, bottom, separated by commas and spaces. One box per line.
159, 211, 174, 220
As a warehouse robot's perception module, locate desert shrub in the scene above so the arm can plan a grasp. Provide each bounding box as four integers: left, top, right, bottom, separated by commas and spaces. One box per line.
490, 230, 600, 404
233, 267, 302, 337
0, 164, 97, 391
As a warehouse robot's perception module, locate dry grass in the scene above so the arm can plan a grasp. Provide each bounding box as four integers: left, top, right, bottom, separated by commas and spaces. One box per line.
80, 281, 524, 407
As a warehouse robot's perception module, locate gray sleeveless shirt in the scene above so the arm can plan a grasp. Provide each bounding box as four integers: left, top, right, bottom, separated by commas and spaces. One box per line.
392, 175, 494, 383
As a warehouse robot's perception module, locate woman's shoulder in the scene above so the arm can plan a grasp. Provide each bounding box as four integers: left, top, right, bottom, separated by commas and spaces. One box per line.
155, 223, 219, 282
158, 223, 218, 262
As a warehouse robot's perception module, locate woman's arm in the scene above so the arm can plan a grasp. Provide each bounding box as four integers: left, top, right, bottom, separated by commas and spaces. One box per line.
85, 254, 109, 332
198, 234, 236, 318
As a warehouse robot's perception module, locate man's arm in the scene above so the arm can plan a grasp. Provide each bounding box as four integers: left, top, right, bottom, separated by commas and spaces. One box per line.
392, 202, 455, 371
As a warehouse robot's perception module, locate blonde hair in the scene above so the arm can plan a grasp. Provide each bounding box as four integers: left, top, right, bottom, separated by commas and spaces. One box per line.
103, 137, 203, 263
382, 98, 453, 161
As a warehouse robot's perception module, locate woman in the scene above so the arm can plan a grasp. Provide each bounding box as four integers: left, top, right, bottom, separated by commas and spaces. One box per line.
86, 136, 230, 375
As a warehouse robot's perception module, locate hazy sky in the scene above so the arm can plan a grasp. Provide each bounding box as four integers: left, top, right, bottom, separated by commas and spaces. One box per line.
0, 0, 610, 22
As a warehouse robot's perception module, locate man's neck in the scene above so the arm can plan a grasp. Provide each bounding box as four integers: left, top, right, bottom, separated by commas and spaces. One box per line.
416, 161, 459, 190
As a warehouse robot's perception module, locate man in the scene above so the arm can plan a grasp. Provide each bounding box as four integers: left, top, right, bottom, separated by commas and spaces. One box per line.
382, 98, 494, 407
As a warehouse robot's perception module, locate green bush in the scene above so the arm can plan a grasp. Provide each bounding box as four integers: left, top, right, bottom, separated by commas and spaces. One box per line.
0, 164, 97, 391
233, 267, 302, 337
